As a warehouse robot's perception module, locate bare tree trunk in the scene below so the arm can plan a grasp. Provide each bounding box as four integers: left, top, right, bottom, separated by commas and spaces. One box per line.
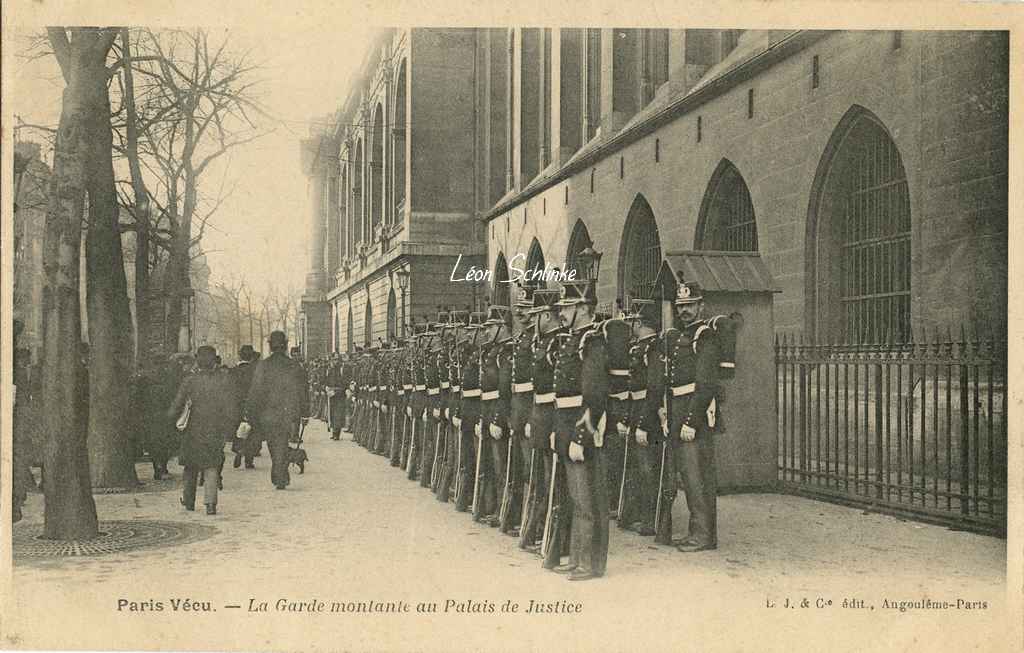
39, 27, 112, 538
85, 29, 139, 489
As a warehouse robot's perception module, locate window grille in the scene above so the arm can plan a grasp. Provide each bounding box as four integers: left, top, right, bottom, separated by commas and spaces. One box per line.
698, 164, 758, 252
840, 125, 911, 343
623, 200, 661, 302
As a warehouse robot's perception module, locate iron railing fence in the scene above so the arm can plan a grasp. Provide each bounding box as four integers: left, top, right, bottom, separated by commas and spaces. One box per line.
775, 328, 1007, 534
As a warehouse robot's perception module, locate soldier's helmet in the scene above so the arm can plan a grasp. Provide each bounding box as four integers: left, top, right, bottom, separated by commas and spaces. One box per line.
483, 304, 511, 327
674, 281, 704, 305
513, 283, 537, 309
555, 279, 598, 307
626, 298, 661, 330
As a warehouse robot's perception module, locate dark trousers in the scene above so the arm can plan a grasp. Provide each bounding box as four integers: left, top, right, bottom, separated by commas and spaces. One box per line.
389, 408, 403, 467
183, 464, 220, 508
635, 440, 668, 533
542, 453, 572, 568
266, 432, 292, 488
615, 431, 643, 528
455, 417, 478, 512
329, 394, 346, 438
436, 421, 459, 502
605, 429, 627, 513
564, 447, 610, 576
519, 448, 548, 548
672, 435, 718, 546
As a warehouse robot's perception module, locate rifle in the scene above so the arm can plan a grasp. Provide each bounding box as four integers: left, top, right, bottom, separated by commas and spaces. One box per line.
497, 431, 515, 532
431, 419, 444, 490
453, 422, 465, 505
617, 420, 631, 523
518, 449, 537, 546
406, 410, 418, 480
541, 452, 559, 559
654, 325, 674, 539
470, 418, 485, 520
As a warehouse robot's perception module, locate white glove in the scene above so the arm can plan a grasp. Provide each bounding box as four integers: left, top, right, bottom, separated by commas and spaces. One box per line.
549, 432, 556, 450
616, 422, 629, 436
381, 404, 388, 414
636, 428, 649, 447
406, 406, 412, 418
432, 408, 441, 419
453, 416, 462, 429
568, 441, 585, 462
524, 423, 532, 439
474, 422, 482, 438
444, 407, 450, 421
489, 423, 503, 439
345, 389, 352, 398
680, 423, 697, 442
421, 409, 428, 422
327, 388, 336, 397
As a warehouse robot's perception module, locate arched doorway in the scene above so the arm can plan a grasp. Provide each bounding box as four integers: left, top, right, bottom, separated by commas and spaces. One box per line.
564, 219, 593, 277
392, 60, 407, 226
526, 237, 545, 281
695, 159, 758, 251
617, 194, 662, 305
493, 252, 511, 307
364, 297, 373, 347
807, 106, 911, 343
386, 287, 397, 342
371, 103, 384, 236
346, 304, 354, 353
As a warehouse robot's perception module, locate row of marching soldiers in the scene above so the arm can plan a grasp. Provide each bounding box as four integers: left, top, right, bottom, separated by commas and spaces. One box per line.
326, 251, 737, 581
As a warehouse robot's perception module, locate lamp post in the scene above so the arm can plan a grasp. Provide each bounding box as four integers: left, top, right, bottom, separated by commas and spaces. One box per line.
396, 267, 410, 337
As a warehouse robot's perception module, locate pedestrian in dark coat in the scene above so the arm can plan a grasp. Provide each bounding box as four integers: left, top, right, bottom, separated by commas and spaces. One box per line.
245, 331, 309, 489
230, 345, 260, 468
141, 355, 181, 480
168, 346, 240, 514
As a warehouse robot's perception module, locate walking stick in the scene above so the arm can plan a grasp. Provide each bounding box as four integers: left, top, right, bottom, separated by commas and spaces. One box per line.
540, 452, 559, 559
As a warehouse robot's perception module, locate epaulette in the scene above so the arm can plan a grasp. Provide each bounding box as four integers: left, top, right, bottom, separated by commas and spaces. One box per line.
578, 322, 602, 359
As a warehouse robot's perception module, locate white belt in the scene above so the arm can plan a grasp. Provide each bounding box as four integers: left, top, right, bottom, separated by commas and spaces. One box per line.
671, 383, 696, 396
608, 368, 629, 376
512, 381, 534, 393
427, 388, 440, 396
415, 384, 426, 391
441, 381, 450, 389
462, 388, 481, 398
556, 395, 583, 408
369, 386, 377, 392
720, 362, 735, 369
630, 389, 647, 400
534, 392, 555, 404
403, 384, 413, 390
608, 391, 629, 400
451, 385, 461, 393
397, 389, 405, 396
481, 390, 499, 401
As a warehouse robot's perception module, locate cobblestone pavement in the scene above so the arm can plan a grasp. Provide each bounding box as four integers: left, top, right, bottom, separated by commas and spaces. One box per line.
6, 420, 1008, 653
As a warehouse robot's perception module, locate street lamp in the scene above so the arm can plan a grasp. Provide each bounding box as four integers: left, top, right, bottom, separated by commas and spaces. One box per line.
575, 246, 603, 283
396, 267, 410, 337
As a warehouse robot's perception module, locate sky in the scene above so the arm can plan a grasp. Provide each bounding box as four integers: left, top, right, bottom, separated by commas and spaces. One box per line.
6, 22, 372, 300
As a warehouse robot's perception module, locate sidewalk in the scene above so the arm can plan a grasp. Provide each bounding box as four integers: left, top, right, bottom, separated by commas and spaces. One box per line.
7, 419, 1008, 653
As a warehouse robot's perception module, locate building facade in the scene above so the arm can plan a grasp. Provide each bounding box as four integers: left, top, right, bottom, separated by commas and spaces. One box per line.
303, 28, 1008, 355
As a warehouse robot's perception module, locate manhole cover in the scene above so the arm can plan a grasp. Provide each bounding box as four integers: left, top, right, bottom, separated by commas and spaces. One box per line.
12, 520, 216, 559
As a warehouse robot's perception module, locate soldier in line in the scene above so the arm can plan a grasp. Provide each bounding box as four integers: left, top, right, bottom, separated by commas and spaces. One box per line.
506, 286, 536, 537
454, 312, 485, 512
474, 309, 504, 523
667, 281, 724, 553
622, 299, 662, 537
436, 311, 469, 502
325, 353, 351, 440
520, 288, 562, 554
551, 277, 610, 581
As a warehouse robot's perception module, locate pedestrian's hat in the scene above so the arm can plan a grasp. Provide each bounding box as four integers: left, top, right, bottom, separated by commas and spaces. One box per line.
484, 305, 511, 326
674, 281, 704, 305
526, 289, 560, 314
555, 279, 597, 307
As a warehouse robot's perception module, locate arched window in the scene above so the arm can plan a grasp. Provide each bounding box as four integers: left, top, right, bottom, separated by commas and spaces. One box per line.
346, 304, 354, 353
386, 288, 397, 342
371, 104, 385, 237
807, 106, 911, 343
364, 297, 373, 347
526, 237, 546, 279
353, 140, 364, 247
493, 252, 511, 306
333, 305, 340, 353
339, 164, 349, 257
696, 159, 759, 252
393, 60, 407, 225
564, 219, 593, 277
618, 194, 662, 304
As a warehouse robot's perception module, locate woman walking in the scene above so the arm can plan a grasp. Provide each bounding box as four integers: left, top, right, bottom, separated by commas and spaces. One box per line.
168, 346, 240, 515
